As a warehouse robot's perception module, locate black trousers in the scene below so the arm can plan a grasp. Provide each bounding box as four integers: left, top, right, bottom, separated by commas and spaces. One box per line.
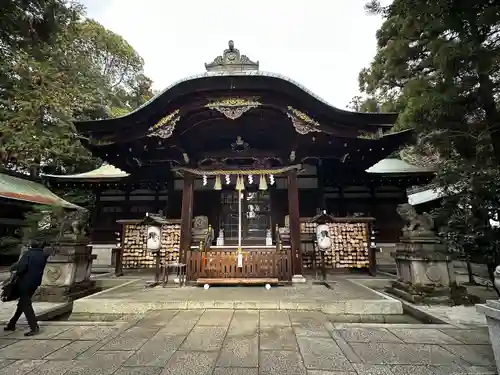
8, 290, 38, 330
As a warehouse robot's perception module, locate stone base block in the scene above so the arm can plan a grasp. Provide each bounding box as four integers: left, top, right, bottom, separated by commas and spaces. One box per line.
292, 275, 307, 284
386, 279, 478, 305
33, 280, 99, 303
477, 300, 500, 372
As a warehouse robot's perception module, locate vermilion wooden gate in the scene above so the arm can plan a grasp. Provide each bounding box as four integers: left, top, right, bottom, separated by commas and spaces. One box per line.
186, 249, 292, 282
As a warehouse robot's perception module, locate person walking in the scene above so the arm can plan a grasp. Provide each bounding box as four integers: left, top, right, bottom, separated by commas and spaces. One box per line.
4, 239, 49, 336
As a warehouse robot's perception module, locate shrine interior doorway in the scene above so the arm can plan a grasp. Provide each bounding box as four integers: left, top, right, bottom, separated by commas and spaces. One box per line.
219, 190, 271, 246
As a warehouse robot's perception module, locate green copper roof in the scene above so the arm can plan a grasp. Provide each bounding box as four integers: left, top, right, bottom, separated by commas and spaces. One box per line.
0, 172, 81, 209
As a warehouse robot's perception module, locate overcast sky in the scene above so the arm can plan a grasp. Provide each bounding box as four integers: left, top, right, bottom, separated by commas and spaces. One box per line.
80, 0, 389, 109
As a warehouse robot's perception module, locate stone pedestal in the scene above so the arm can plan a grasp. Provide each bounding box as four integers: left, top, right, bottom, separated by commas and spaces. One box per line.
477, 300, 500, 372
34, 240, 98, 302
386, 236, 471, 304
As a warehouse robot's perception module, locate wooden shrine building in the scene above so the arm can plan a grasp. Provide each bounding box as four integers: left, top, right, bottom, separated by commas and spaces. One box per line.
44, 41, 434, 283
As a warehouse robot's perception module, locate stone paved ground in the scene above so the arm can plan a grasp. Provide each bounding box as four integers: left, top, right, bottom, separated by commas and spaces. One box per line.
0, 310, 496, 375
87, 280, 381, 301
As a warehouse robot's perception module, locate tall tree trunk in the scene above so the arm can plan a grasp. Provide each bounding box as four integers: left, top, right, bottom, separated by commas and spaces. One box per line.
477, 73, 500, 164
466, 259, 477, 285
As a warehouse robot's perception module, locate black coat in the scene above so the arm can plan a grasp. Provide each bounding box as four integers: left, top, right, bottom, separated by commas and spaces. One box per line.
11, 247, 49, 294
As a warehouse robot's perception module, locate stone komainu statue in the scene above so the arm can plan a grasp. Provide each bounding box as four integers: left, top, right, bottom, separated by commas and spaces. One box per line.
192, 216, 213, 243
396, 203, 434, 237
57, 209, 90, 240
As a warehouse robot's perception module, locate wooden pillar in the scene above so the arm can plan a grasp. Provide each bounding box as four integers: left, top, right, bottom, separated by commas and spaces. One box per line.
288, 170, 302, 276
317, 161, 326, 212
179, 174, 194, 264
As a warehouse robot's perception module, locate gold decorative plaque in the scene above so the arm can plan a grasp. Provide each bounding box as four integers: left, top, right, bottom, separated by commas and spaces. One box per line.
286, 106, 321, 135
148, 109, 181, 139
206, 97, 261, 120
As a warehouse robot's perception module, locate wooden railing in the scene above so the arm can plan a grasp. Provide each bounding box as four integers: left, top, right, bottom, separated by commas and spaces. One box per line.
186, 249, 292, 282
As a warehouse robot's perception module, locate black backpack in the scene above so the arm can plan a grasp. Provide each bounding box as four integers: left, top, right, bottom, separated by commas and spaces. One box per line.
1, 273, 20, 302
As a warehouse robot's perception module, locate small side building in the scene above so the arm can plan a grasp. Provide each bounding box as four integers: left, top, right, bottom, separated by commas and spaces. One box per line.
0, 168, 81, 265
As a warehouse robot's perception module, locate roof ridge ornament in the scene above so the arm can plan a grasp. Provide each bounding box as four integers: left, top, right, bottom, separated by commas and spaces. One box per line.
205, 40, 259, 72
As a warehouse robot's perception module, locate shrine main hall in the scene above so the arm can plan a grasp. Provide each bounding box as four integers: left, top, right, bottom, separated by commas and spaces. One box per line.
45, 41, 434, 284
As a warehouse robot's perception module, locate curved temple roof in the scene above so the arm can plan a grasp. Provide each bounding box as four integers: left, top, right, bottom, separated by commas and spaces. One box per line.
75, 40, 398, 138
0, 171, 81, 209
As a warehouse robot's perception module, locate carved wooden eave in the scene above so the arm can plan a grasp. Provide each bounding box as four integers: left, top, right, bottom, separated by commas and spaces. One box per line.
205, 40, 259, 72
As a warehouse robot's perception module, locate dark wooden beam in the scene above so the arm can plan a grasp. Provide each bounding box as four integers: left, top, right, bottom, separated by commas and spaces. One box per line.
317, 161, 326, 212
179, 174, 194, 264
287, 170, 302, 276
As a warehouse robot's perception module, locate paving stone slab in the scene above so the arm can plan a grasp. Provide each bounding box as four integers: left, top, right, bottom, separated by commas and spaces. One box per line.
459, 365, 498, 374
198, 310, 234, 326
102, 334, 150, 351
388, 365, 437, 375
137, 310, 179, 326
74, 319, 143, 359
217, 335, 259, 367
348, 342, 466, 366
337, 328, 403, 343
69, 351, 135, 375
424, 364, 471, 375
180, 326, 227, 351
53, 326, 120, 341
259, 310, 290, 326
438, 328, 491, 345
0, 360, 14, 367
234, 301, 279, 310
441, 344, 496, 367
259, 350, 307, 375
289, 311, 329, 322
306, 371, 356, 375
25, 360, 77, 375
289, 311, 330, 337
120, 326, 160, 339
227, 311, 259, 337
213, 368, 258, 375
217, 334, 258, 367
124, 333, 185, 366
0, 329, 14, 338
293, 322, 330, 337
326, 328, 362, 363
8, 326, 71, 339
352, 364, 394, 375
0, 359, 46, 375
0, 339, 16, 349
45, 340, 96, 360
297, 336, 354, 371
0, 339, 71, 359
114, 367, 162, 375
260, 326, 298, 350
162, 310, 203, 334
388, 329, 463, 345
160, 351, 218, 375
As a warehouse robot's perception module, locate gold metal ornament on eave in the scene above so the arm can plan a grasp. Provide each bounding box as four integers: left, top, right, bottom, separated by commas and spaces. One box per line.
286, 106, 321, 135
206, 97, 261, 120
147, 109, 181, 139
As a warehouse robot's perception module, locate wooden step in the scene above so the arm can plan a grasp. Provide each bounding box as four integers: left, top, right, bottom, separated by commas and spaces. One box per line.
197, 277, 279, 285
